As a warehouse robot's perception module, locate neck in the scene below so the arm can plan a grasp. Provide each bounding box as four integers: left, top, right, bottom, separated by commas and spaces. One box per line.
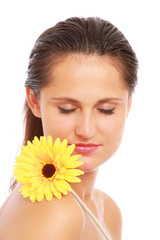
71, 169, 99, 202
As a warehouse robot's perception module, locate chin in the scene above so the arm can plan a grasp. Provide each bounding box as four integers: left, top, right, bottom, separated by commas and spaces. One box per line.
78, 156, 101, 172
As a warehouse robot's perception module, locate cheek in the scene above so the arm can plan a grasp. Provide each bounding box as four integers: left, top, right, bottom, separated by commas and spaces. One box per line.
41, 111, 75, 140
101, 115, 126, 150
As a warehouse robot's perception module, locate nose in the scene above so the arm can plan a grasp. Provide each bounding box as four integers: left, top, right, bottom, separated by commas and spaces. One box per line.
75, 111, 96, 139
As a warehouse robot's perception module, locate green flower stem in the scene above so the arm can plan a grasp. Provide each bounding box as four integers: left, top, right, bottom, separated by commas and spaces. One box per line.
71, 190, 111, 240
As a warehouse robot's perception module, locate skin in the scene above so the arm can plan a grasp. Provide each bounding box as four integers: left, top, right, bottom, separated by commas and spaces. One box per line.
0, 54, 132, 240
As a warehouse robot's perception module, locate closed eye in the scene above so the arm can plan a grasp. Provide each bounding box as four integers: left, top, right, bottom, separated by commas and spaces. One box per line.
58, 106, 77, 114
97, 107, 115, 115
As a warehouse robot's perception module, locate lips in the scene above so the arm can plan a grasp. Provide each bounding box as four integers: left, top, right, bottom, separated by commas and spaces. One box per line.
72, 143, 100, 154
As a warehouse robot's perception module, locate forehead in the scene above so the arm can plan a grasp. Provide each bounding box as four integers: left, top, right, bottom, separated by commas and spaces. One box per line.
42, 54, 128, 100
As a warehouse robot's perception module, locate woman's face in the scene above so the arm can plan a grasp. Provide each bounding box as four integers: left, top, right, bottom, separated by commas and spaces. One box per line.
30, 54, 131, 172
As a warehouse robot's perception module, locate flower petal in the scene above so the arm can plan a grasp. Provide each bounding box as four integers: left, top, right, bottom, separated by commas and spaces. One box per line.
59, 154, 68, 166
44, 183, 50, 195
32, 136, 41, 147
59, 139, 67, 155
19, 184, 30, 195
24, 171, 39, 177
30, 176, 42, 187
64, 176, 81, 183
64, 169, 84, 177
52, 138, 61, 155
16, 155, 40, 168
21, 145, 33, 157
22, 192, 30, 198
15, 175, 30, 184
54, 154, 61, 168
40, 136, 47, 145
59, 180, 72, 191
69, 155, 82, 162
50, 183, 62, 199
21, 162, 37, 172
54, 179, 68, 195
47, 136, 53, 151
30, 191, 37, 203
64, 160, 84, 169
45, 188, 53, 201
36, 182, 45, 193
65, 144, 75, 156
36, 192, 44, 202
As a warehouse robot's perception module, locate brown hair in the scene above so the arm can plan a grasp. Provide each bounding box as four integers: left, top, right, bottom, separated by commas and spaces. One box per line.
11, 17, 138, 189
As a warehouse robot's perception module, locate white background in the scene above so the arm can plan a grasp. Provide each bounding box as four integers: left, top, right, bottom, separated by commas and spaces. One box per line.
0, 0, 160, 239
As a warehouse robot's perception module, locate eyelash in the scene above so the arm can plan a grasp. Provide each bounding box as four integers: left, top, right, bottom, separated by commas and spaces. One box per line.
58, 106, 76, 114
97, 108, 115, 115
58, 106, 115, 115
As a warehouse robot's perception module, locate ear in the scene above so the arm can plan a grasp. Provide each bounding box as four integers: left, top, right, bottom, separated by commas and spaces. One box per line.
26, 87, 41, 118
126, 95, 132, 117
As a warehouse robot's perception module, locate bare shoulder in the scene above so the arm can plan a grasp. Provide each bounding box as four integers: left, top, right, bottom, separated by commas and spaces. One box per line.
94, 188, 122, 240
0, 184, 84, 240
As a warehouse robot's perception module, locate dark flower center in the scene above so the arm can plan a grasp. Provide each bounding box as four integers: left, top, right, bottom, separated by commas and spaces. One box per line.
42, 163, 56, 178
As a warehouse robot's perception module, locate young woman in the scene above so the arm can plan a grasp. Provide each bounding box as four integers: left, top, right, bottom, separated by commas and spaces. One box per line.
0, 17, 138, 239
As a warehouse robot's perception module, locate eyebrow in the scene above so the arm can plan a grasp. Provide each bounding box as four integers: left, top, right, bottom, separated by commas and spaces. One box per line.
98, 98, 123, 104
51, 97, 79, 103
51, 97, 123, 104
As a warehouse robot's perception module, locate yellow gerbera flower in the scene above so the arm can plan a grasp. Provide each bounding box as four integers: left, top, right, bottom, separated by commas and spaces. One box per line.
13, 136, 84, 203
